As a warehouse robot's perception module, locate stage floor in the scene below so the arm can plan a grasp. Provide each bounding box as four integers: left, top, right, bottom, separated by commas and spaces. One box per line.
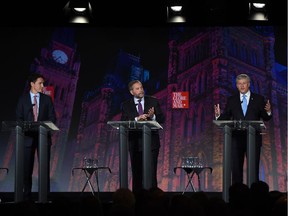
0, 191, 222, 204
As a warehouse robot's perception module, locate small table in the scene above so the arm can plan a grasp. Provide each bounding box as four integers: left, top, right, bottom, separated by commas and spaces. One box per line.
174, 166, 213, 194
72, 167, 111, 198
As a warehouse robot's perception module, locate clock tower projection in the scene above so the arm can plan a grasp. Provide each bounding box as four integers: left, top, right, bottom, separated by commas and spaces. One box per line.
30, 28, 80, 191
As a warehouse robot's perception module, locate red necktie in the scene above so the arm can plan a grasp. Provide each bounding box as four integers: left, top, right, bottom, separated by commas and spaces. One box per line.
33, 95, 38, 121
138, 99, 143, 115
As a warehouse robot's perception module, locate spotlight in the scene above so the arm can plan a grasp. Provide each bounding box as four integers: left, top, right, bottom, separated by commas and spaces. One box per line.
167, 1, 186, 23
170, 6, 183, 12
69, 0, 89, 14
63, 0, 93, 24
248, 1, 268, 21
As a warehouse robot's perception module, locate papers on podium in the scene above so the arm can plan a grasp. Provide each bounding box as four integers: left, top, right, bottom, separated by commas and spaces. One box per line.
43, 121, 60, 131
107, 120, 163, 130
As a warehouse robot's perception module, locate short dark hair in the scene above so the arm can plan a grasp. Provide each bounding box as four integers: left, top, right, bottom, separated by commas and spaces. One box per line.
28, 73, 45, 84
128, 80, 141, 91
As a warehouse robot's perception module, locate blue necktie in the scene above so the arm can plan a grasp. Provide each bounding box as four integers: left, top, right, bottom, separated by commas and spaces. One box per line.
138, 99, 143, 115
242, 94, 247, 116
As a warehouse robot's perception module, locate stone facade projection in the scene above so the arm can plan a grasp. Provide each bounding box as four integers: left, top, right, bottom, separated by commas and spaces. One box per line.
69, 26, 287, 192
30, 28, 80, 191
0, 28, 80, 192
0, 26, 286, 193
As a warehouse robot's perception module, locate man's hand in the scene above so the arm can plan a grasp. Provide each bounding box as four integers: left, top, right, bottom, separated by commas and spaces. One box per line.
137, 114, 149, 121
137, 107, 155, 121
147, 107, 155, 118
264, 100, 271, 113
214, 104, 221, 118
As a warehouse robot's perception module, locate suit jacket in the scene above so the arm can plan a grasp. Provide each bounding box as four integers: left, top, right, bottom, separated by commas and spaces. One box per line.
218, 92, 272, 144
218, 92, 271, 122
120, 95, 165, 151
16, 92, 57, 146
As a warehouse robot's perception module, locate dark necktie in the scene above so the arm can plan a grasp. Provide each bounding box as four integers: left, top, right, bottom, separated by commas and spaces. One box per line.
33, 95, 38, 121
138, 99, 143, 115
242, 94, 247, 116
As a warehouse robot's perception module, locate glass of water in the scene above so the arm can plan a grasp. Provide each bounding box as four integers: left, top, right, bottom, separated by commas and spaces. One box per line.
83, 157, 96, 168
182, 156, 204, 168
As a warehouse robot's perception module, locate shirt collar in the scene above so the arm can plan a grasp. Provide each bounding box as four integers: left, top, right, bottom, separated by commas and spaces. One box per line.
31, 91, 39, 96
134, 97, 144, 104
240, 91, 251, 101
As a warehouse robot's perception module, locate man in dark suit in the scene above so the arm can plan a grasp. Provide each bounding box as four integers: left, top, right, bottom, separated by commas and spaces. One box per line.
121, 80, 165, 192
16, 73, 56, 201
214, 73, 272, 184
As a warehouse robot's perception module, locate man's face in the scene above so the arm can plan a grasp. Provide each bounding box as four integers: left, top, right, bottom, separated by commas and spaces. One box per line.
236, 78, 250, 94
31, 78, 45, 94
130, 82, 144, 99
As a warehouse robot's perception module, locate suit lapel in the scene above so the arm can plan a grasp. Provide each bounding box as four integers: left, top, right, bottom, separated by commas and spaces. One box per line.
24, 93, 34, 121
130, 99, 138, 116
234, 95, 245, 118
38, 94, 42, 121
245, 93, 255, 117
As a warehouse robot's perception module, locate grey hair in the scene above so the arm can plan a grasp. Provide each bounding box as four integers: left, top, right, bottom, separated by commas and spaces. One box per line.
236, 74, 250, 82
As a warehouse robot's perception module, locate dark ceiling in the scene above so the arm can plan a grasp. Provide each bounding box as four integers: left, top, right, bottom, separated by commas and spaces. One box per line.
2, 1, 287, 26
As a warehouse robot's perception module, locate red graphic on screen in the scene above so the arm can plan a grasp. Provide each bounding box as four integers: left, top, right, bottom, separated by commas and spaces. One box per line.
172, 92, 189, 108
43, 86, 55, 103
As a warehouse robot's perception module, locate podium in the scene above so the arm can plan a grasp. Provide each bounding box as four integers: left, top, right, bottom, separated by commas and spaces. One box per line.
107, 120, 163, 190
1, 121, 59, 203
213, 120, 266, 202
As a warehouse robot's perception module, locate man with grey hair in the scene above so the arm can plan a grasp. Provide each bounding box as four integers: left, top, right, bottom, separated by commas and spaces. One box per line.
214, 73, 272, 184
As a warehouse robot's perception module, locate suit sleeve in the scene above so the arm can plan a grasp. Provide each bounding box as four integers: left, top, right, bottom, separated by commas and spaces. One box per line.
217, 97, 234, 120
153, 98, 165, 123
120, 101, 134, 121
47, 96, 57, 123
16, 96, 25, 121
258, 95, 272, 121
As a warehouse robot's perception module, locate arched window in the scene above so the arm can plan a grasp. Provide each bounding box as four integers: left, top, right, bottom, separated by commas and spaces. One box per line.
198, 72, 207, 94
250, 79, 255, 93
200, 108, 205, 133
60, 88, 65, 101
192, 114, 197, 136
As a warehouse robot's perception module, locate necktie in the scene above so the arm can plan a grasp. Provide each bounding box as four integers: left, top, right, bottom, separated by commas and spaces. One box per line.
242, 94, 247, 116
33, 95, 38, 121
138, 99, 144, 115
